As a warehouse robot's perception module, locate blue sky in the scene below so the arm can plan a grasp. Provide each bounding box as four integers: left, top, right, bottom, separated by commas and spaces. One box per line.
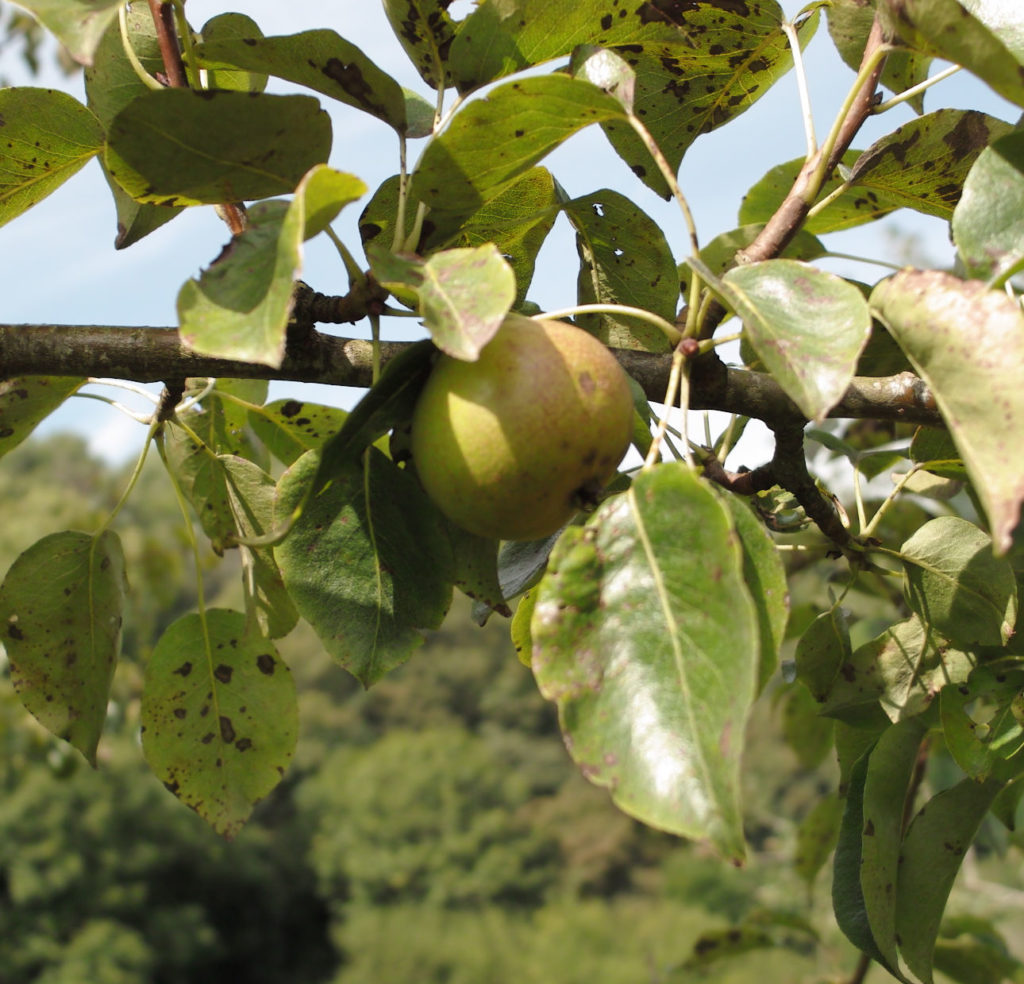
2, 0, 1014, 464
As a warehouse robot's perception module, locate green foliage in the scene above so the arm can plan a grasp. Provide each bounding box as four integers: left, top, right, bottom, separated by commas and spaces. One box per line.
3, 2, 1024, 981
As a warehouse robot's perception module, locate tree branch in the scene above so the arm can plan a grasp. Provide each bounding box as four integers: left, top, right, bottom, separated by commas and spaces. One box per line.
0, 323, 942, 429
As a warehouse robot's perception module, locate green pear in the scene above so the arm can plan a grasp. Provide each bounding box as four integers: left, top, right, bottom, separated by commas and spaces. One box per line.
410, 314, 634, 541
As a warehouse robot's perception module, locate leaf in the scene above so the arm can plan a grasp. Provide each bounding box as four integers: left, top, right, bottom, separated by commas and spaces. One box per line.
274, 448, 454, 687
447, 525, 509, 616
716, 492, 789, 691
796, 606, 853, 703
828, 0, 933, 112
8, 0, 120, 65
140, 609, 298, 839
196, 29, 430, 135
860, 717, 928, 978
158, 419, 236, 554
833, 744, 893, 971
900, 516, 1017, 647
312, 339, 435, 488
940, 665, 1024, 779
409, 74, 627, 224
105, 89, 332, 206
895, 776, 1006, 982
781, 683, 836, 769
249, 399, 348, 466
821, 615, 975, 724
878, 0, 1024, 109
717, 259, 871, 421
0, 529, 126, 765
795, 793, 843, 888
0, 376, 83, 460
221, 456, 299, 640
418, 246, 516, 360
849, 110, 1014, 219
199, 13, 267, 93
511, 590, 537, 668
694, 223, 825, 284
562, 189, 678, 352
192, 378, 270, 464
296, 164, 367, 240
84, 6, 183, 248
740, 151, 897, 233
381, 0, 458, 89
531, 464, 759, 860
871, 269, 1024, 553
0, 87, 104, 228
953, 128, 1024, 282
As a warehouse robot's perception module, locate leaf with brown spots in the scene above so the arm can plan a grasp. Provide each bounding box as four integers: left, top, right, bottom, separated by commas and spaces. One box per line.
0, 376, 83, 461
0, 87, 104, 228
381, 0, 459, 89
249, 399, 349, 467
140, 608, 297, 839
849, 110, 1014, 219
0, 529, 126, 765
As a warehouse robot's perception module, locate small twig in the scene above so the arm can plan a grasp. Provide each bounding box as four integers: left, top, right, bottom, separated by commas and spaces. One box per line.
146, 0, 188, 87
846, 951, 873, 984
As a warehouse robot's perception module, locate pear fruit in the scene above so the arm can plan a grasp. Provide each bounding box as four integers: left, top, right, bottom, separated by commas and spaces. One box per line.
410, 314, 634, 541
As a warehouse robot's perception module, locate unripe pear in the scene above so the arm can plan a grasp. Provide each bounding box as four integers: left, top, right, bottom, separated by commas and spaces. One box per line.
410, 314, 634, 541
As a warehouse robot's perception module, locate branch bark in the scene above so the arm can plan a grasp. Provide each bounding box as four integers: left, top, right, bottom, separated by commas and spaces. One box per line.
0, 322, 942, 428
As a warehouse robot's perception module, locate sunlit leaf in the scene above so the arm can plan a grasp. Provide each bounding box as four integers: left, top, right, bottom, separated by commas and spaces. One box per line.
106, 89, 332, 206
871, 269, 1024, 553
532, 464, 758, 860
940, 665, 1024, 779
953, 128, 1024, 282
900, 516, 1017, 646
140, 609, 298, 838
563, 189, 678, 352
381, 0, 458, 89
878, 0, 1024, 108
275, 448, 454, 687
0, 87, 103, 228
249, 399, 348, 466
199, 13, 267, 93
718, 259, 871, 421
8, 0, 120, 64
0, 529, 126, 765
0, 376, 83, 460
849, 110, 1013, 219
296, 164, 367, 240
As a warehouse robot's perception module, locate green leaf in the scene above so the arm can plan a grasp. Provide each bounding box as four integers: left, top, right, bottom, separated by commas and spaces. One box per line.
8, 0, 120, 65
158, 419, 236, 555
740, 151, 897, 233
532, 464, 759, 860
827, 0, 933, 112
781, 683, 835, 769
717, 492, 789, 691
694, 223, 825, 283
717, 259, 871, 421
795, 793, 843, 888
878, 0, 1024, 109
821, 615, 975, 724
381, 0, 458, 89
275, 448, 454, 687
796, 606, 853, 703
191, 378, 270, 463
0, 376, 83, 460
511, 589, 537, 668
0, 87, 103, 228
84, 6, 183, 248
140, 609, 298, 839
849, 110, 1014, 219
860, 717, 928, 978
953, 128, 1024, 282
940, 665, 1024, 779
177, 201, 300, 368
833, 745, 893, 971
199, 13, 267, 93
447, 526, 509, 616
895, 776, 1006, 982
562, 189, 678, 352
0, 529, 126, 765
900, 516, 1017, 647
249, 398, 348, 466
196, 29, 431, 135
409, 74, 627, 223
296, 164, 367, 240
105, 89, 332, 206
871, 269, 1024, 553
221, 456, 299, 640
419, 246, 516, 360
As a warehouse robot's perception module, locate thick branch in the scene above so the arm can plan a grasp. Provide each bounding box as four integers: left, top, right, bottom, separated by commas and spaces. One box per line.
0, 323, 942, 428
